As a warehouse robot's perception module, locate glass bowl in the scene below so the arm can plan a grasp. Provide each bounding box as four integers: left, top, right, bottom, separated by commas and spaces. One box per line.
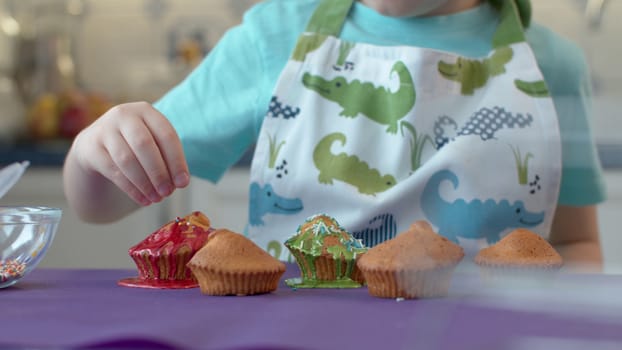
0, 206, 62, 288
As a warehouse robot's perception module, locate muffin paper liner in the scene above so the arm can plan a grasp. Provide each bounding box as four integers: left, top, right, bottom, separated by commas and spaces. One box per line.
188, 266, 284, 296
361, 265, 458, 299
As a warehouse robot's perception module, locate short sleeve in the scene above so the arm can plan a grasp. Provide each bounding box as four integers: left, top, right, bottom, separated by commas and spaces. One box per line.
153, 22, 266, 183
154, 0, 313, 183
527, 24, 607, 206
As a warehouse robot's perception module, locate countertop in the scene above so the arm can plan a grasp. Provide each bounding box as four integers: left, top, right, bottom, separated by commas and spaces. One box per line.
2, 265, 622, 350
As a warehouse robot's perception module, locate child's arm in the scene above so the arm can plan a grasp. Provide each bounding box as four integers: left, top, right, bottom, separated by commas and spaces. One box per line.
549, 205, 603, 272
63, 102, 190, 223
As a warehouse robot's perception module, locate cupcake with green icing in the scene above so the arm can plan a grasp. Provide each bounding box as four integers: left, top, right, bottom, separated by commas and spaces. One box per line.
284, 214, 368, 288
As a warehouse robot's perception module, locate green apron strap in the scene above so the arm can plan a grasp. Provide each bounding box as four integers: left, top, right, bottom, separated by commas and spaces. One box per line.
491, 0, 528, 48
291, 0, 354, 61
305, 0, 354, 36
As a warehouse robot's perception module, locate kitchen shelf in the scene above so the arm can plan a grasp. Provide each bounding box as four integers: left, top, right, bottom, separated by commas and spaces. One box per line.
1, 141, 619, 169
0, 141, 255, 168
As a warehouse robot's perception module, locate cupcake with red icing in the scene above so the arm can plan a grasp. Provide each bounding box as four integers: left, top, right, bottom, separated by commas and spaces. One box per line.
118, 211, 214, 289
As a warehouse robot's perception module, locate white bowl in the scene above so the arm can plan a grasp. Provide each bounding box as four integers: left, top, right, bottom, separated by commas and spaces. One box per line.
0, 206, 62, 288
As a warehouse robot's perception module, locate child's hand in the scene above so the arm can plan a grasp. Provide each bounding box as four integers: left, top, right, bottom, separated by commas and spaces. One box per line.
70, 101, 190, 206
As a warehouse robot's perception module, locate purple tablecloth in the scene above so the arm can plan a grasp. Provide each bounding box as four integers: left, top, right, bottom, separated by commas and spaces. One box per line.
1, 265, 622, 350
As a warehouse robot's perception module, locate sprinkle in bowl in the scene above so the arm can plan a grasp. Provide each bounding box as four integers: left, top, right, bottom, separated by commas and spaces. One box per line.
0, 206, 62, 288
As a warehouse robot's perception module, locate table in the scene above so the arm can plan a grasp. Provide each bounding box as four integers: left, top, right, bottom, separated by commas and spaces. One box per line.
1, 264, 622, 350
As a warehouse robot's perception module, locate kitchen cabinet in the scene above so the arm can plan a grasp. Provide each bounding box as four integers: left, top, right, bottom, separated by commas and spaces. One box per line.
0, 167, 249, 269
2, 167, 622, 273
1, 167, 163, 268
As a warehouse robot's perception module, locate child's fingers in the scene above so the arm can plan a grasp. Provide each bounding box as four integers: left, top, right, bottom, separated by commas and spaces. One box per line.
103, 129, 162, 204
118, 116, 174, 198
76, 101, 187, 206
90, 141, 152, 206
106, 163, 153, 206
141, 108, 190, 189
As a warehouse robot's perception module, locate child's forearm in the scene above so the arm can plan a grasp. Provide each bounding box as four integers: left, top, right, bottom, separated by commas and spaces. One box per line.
62, 101, 189, 224
554, 240, 603, 273
63, 148, 140, 223
549, 205, 603, 273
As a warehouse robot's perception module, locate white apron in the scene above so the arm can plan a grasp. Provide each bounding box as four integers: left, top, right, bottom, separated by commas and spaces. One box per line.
247, 0, 561, 260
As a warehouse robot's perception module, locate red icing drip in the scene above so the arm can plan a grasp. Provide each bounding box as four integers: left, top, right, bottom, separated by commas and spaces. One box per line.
127, 211, 213, 283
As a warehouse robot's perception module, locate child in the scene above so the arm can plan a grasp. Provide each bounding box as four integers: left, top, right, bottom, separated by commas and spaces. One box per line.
63, 0, 606, 270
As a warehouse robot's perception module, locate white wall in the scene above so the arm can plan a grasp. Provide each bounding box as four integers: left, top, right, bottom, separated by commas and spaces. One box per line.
599, 171, 622, 273
532, 0, 622, 143
75, 0, 250, 102
9, 0, 619, 141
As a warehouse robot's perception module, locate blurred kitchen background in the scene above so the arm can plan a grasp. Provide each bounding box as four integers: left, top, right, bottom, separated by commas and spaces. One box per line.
1, 0, 621, 272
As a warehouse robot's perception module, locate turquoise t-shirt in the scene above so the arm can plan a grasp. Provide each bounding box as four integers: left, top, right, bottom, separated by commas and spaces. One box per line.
154, 0, 606, 206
